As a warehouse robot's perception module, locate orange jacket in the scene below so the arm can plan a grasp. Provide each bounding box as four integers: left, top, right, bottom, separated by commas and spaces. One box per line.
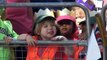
26, 45, 58, 60
26, 36, 65, 60
74, 46, 85, 60
64, 31, 85, 60
26, 36, 85, 60
63, 45, 85, 60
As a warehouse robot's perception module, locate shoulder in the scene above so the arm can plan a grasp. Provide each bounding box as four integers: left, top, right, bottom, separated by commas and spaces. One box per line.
72, 31, 79, 40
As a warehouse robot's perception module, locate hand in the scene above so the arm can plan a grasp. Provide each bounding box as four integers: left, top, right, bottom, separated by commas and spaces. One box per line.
4, 36, 13, 44
51, 36, 67, 41
17, 34, 27, 40
78, 33, 87, 40
64, 46, 74, 56
17, 34, 35, 46
25, 35, 36, 46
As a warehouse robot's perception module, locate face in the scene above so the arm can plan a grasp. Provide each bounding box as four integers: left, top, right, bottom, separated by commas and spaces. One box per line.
76, 18, 85, 27
40, 21, 56, 40
78, 24, 82, 30
78, 21, 86, 32
73, 7, 85, 19
79, 24, 86, 31
57, 20, 73, 35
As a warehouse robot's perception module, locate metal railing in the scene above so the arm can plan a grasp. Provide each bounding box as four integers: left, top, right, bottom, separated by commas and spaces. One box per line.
0, 2, 91, 60
101, 4, 107, 60
0, 40, 87, 46
0, 2, 91, 40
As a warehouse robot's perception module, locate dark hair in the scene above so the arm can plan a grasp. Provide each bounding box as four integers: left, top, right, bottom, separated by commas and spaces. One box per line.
79, 21, 86, 26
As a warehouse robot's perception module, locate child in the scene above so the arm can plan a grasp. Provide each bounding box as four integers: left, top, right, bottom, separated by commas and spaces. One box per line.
55, 15, 78, 59
55, 15, 78, 40
26, 14, 68, 60
0, 8, 19, 60
0, 8, 34, 60
55, 15, 85, 60
78, 21, 87, 40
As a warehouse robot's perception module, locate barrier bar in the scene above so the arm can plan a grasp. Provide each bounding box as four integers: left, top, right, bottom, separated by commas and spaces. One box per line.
101, 4, 107, 60
0, 40, 87, 46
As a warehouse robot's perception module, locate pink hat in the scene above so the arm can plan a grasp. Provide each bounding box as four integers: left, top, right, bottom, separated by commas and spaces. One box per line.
55, 15, 75, 24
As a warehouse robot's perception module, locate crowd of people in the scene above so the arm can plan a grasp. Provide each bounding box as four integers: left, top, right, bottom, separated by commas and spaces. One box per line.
0, 0, 106, 60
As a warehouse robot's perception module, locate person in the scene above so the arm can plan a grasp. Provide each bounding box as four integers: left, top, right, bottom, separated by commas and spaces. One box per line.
6, 0, 33, 34
55, 15, 78, 41
55, 15, 86, 60
55, 15, 77, 59
1, 7, 34, 60
6, 0, 33, 60
26, 14, 70, 60
72, 6, 98, 59
78, 21, 87, 40
0, 8, 19, 60
71, 7, 85, 28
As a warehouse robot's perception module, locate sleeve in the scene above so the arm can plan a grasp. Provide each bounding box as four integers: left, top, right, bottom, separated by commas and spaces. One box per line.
3, 20, 19, 39
0, 19, 7, 40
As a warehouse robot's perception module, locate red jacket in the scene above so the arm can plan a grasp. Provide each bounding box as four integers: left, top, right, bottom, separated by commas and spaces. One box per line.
6, 0, 33, 34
